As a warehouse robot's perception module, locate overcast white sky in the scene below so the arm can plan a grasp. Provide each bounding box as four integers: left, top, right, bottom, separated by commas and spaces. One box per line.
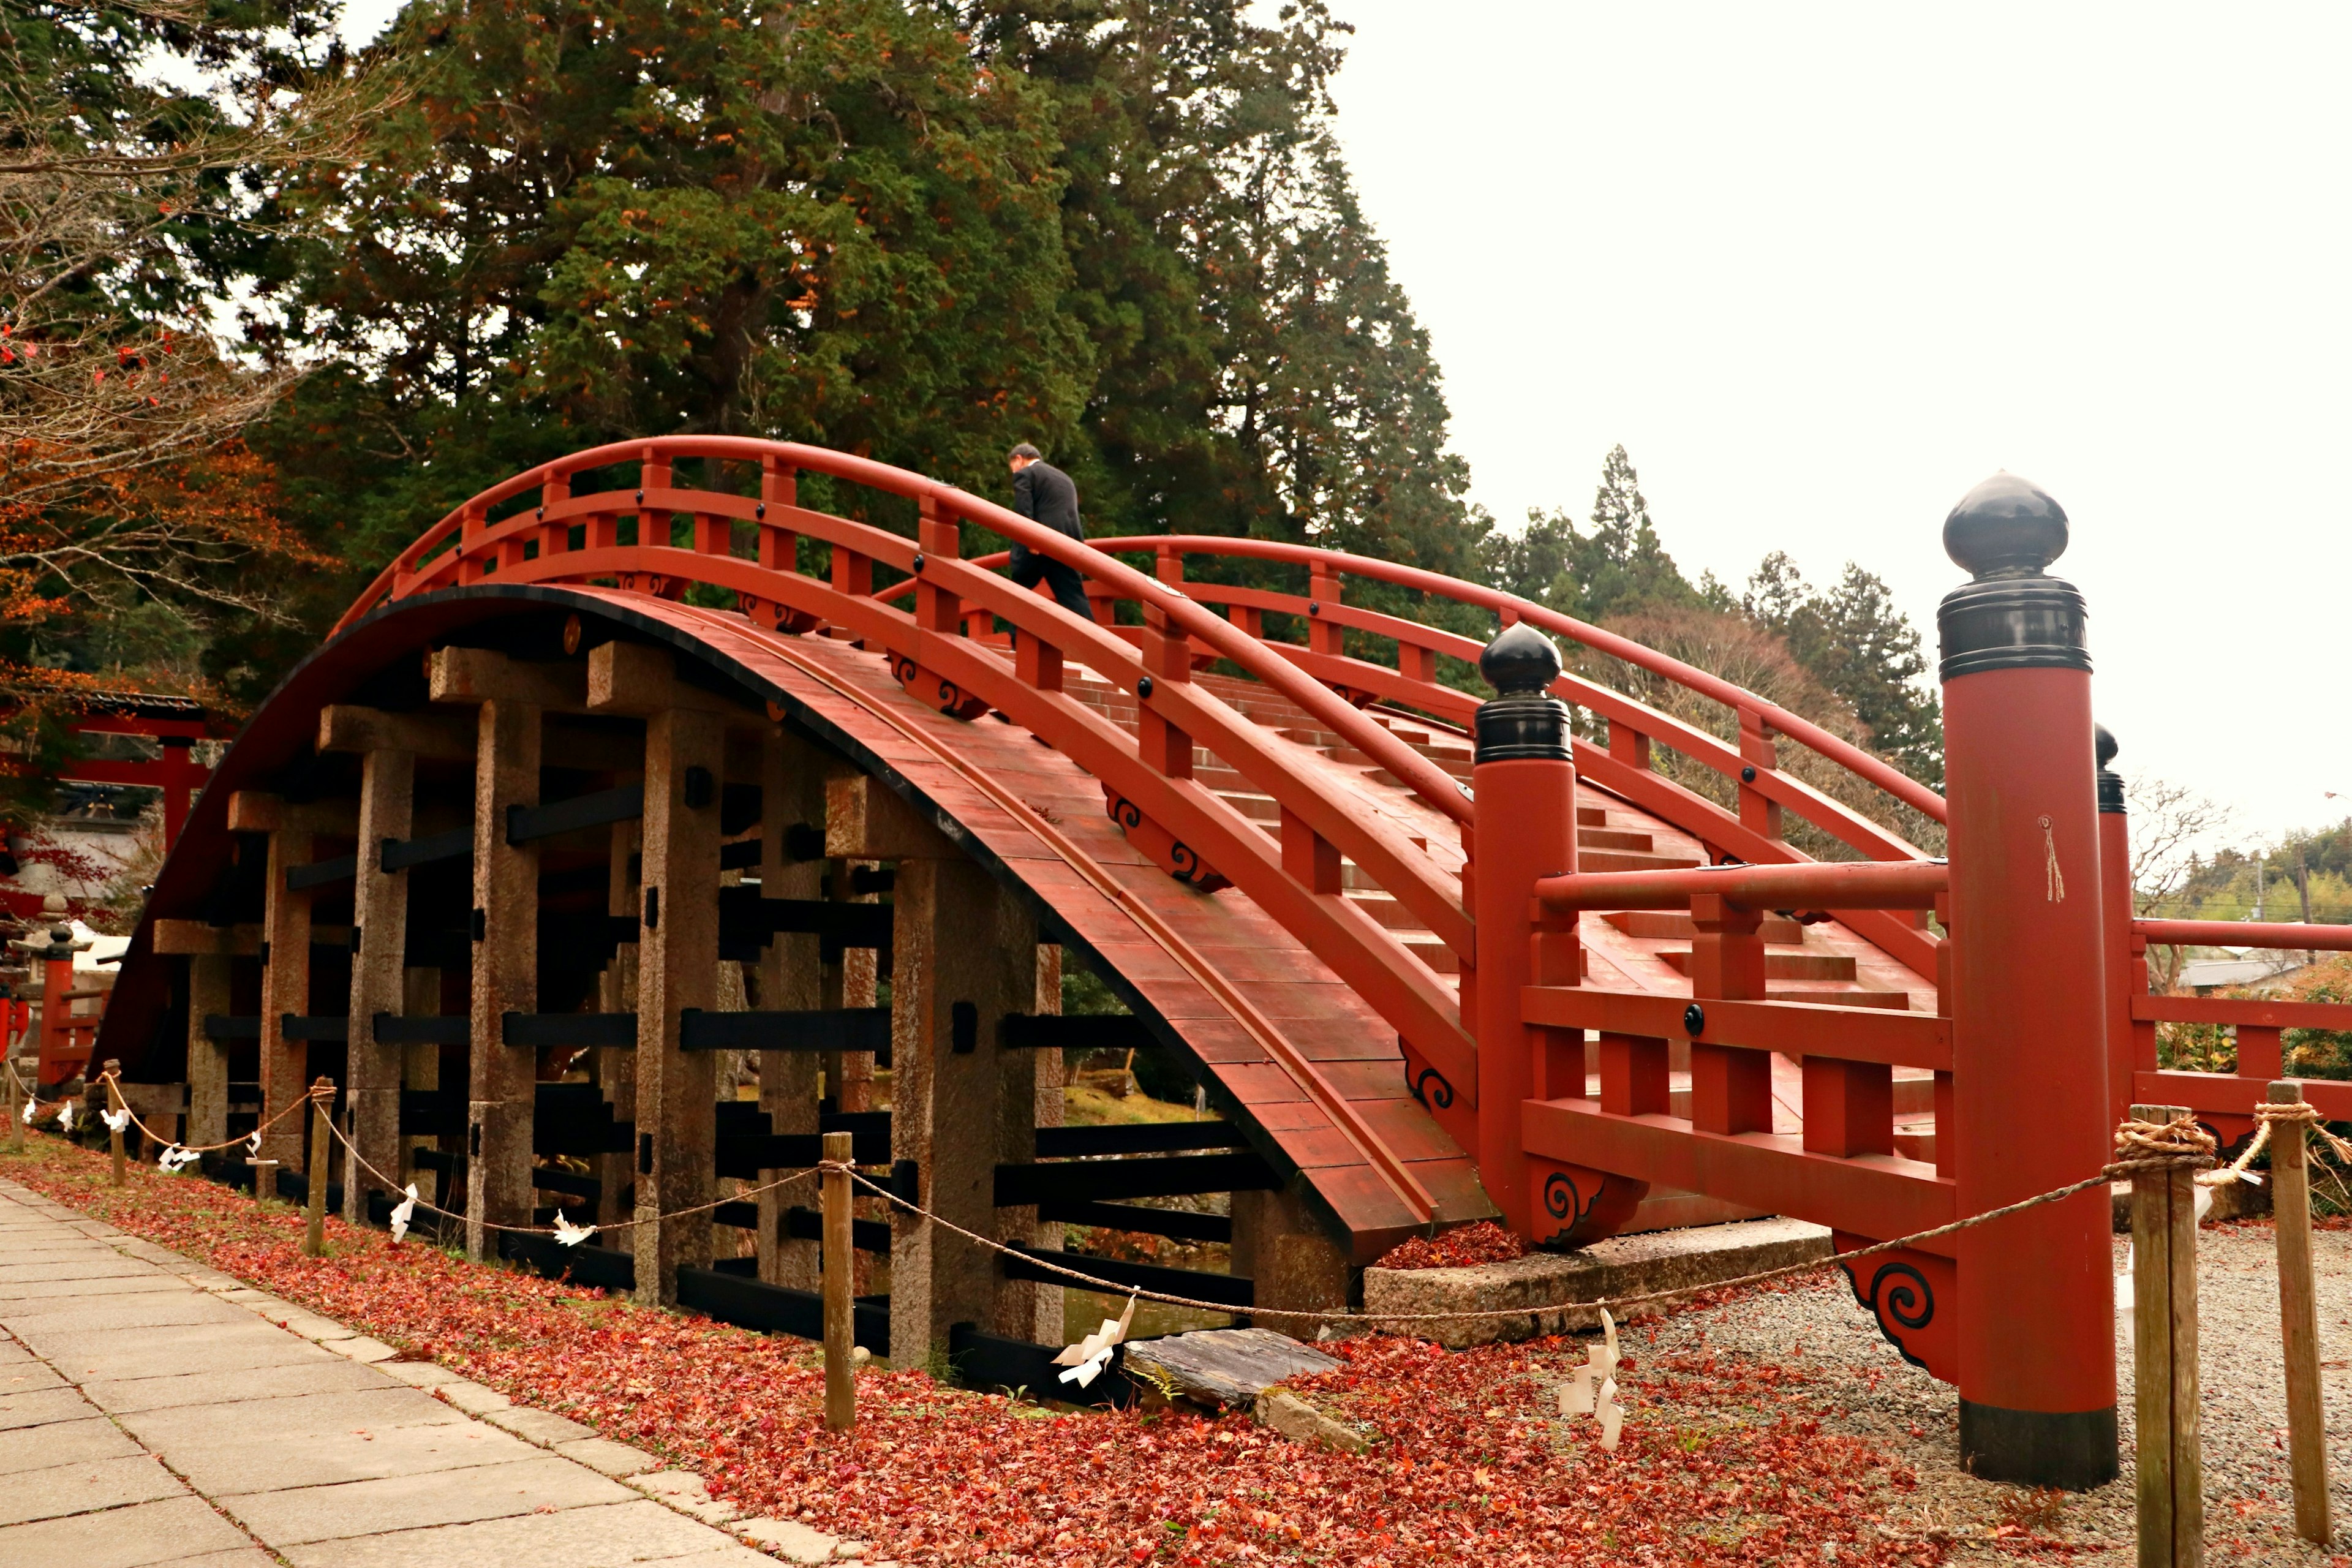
1319, 1, 2349, 846
331, 1, 2343, 845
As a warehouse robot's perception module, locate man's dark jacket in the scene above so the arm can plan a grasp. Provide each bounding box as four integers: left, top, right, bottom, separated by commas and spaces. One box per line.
1011, 461, 1084, 540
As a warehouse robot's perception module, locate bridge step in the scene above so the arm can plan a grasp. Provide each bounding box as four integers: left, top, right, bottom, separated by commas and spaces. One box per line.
1656, 948, 1859, 982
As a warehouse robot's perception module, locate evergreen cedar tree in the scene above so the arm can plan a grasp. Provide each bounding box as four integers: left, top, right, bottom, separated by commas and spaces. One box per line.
25, 0, 1941, 799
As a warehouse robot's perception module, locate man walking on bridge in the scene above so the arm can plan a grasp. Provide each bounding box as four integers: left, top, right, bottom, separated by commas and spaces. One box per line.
1006, 443, 1095, 622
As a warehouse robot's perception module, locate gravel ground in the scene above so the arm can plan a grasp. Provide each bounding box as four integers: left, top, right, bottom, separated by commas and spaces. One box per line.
1627, 1218, 2352, 1564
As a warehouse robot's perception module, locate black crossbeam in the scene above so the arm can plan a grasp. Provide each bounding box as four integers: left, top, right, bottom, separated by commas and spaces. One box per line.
1036, 1199, 1234, 1244
380, 827, 472, 873
715, 1128, 892, 1178
994, 1151, 1278, 1207
780, 1205, 894, 1253
503, 1012, 637, 1049
1034, 1122, 1249, 1158
279, 1014, 348, 1042
285, 854, 358, 891
530, 1166, 600, 1201
374, 1014, 469, 1046
675, 1267, 889, 1354
1000, 1246, 1254, 1309
203, 1014, 262, 1042
679, 1008, 891, 1055
712, 1200, 759, 1231
506, 783, 644, 846
997, 1012, 1156, 1052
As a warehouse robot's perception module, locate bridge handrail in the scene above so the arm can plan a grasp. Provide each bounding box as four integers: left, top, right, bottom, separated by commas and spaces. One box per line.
1066, 534, 1947, 827
883, 534, 1944, 854
2134, 919, 2352, 952
332, 438, 1471, 827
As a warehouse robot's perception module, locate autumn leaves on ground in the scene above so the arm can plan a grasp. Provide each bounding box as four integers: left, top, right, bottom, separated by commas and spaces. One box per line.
6, 1138, 1951, 1567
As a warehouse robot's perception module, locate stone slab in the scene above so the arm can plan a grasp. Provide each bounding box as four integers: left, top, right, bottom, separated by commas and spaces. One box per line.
324, 1333, 401, 1363
434, 1378, 512, 1415
219, 1454, 636, 1545
119, 1386, 464, 1450
0, 1452, 183, 1524
2, 1292, 252, 1335
277, 1498, 778, 1568
1255, 1389, 1368, 1454
0, 1412, 143, 1474
376, 1357, 466, 1388
82, 1355, 393, 1413
0, 1384, 97, 1430
739, 1514, 853, 1563
632, 1468, 739, 1525
1362, 1215, 1834, 1348
481, 1403, 597, 1445
556, 1436, 662, 1477
0, 1272, 194, 1303
1122, 1326, 1340, 1408
157, 1412, 543, 1495
0, 1494, 257, 1568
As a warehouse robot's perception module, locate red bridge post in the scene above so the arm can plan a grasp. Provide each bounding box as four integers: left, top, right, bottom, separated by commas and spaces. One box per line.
1937, 473, 2119, 1489
1468, 623, 1577, 1235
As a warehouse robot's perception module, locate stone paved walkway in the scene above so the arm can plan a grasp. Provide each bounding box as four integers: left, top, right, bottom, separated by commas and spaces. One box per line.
0, 1178, 858, 1566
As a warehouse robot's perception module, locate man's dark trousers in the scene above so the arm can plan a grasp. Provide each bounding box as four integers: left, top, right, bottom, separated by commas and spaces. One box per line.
1009, 459, 1095, 622
1009, 546, 1094, 622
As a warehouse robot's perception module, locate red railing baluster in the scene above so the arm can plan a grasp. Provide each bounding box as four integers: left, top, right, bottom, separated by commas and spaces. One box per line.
760, 458, 797, 572
1736, 707, 1782, 841
914, 496, 960, 635
538, 473, 570, 562
458, 502, 488, 584
640, 448, 671, 549
1687, 892, 1771, 1134
1308, 567, 1342, 657
1605, 718, 1651, 772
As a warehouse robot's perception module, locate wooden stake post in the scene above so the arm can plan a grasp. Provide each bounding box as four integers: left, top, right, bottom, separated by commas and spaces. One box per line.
6, 1057, 20, 1153
304, 1077, 333, 1258
104, 1059, 123, 1186
822, 1129, 854, 1433
2130, 1102, 2202, 1568
2266, 1082, 2332, 1546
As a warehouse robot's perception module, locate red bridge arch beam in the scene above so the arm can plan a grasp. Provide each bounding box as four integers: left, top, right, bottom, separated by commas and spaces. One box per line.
336, 442, 1474, 1067
1936, 474, 2117, 1491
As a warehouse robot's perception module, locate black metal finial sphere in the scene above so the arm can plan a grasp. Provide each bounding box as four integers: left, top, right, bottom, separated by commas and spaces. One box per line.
2095, 723, 2117, 771
1480, 621, 1562, 695
1943, 472, 2068, 579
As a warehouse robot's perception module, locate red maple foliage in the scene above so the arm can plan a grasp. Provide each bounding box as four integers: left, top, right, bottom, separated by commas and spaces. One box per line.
10, 1140, 1951, 1567
1374, 1221, 1528, 1271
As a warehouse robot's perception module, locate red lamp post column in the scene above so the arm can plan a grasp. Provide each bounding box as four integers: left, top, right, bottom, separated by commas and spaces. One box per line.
1939, 473, 2119, 1489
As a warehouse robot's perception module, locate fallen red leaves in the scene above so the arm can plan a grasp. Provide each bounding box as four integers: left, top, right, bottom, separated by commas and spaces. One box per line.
10, 1139, 1951, 1567
1373, 1220, 1527, 1271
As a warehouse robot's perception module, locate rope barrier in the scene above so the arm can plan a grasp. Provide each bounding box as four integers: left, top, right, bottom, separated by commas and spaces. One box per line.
29, 1079, 2352, 1330
77, 1065, 314, 1156
319, 1110, 822, 1240
824, 1150, 2196, 1330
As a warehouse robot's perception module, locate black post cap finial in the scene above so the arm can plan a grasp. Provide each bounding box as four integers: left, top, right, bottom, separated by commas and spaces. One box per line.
2095, 723, 2117, 771
1473, 621, 1572, 763
1937, 473, 2089, 681
2095, 723, 2125, 814
1943, 472, 2068, 579
1479, 621, 1562, 695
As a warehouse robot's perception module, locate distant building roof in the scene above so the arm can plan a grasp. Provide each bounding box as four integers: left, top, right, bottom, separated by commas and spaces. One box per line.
2182, 954, 2306, 992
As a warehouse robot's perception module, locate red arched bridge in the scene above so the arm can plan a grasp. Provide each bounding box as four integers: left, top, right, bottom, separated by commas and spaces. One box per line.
85, 439, 2352, 1490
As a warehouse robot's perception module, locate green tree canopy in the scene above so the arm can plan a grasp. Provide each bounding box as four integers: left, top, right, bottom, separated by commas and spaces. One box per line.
1743, 551, 1942, 788
1480, 443, 1698, 623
